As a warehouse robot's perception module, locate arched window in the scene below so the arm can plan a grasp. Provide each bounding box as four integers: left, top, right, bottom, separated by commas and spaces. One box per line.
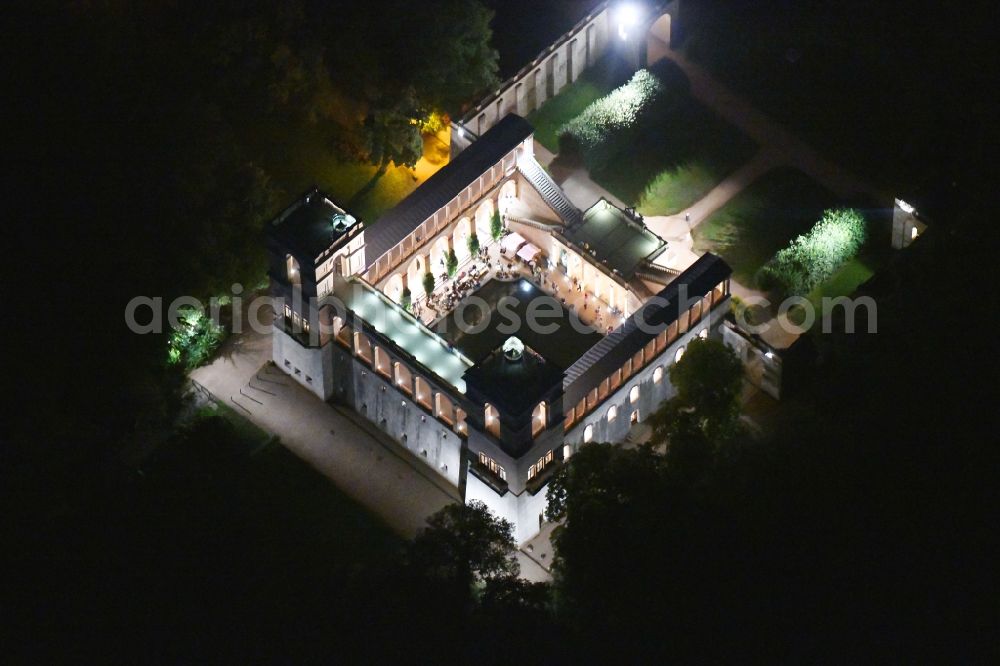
532, 401, 548, 437
393, 362, 412, 395
583, 424, 593, 443
485, 403, 500, 438
653, 366, 664, 383
434, 393, 454, 425
414, 377, 432, 410
675, 346, 686, 363
354, 332, 373, 365
607, 405, 617, 421
286, 254, 301, 285
374, 346, 391, 376
498, 179, 518, 214
629, 385, 640, 404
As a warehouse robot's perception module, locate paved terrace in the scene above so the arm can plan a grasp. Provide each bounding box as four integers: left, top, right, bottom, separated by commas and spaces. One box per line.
190, 309, 551, 582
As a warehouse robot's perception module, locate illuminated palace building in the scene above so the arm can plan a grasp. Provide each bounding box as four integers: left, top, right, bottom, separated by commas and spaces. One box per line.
268, 3, 719, 542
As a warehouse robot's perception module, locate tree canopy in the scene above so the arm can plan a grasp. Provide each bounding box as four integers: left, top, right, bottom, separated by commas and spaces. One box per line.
407, 501, 519, 592
648, 337, 744, 459
9, 0, 500, 458
668, 337, 743, 429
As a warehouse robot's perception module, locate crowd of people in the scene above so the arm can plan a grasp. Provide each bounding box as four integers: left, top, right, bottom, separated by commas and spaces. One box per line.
414, 239, 623, 336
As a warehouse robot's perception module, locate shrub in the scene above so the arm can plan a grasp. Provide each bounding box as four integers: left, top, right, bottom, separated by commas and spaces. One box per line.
167, 306, 226, 370
467, 231, 480, 256
490, 209, 503, 241
757, 208, 867, 296
422, 271, 435, 295
420, 110, 449, 135
446, 248, 458, 277
401, 287, 412, 311
558, 69, 665, 167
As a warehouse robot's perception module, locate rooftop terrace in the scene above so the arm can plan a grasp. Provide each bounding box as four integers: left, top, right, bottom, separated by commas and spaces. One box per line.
270, 188, 360, 261
338, 278, 474, 392
564, 200, 668, 280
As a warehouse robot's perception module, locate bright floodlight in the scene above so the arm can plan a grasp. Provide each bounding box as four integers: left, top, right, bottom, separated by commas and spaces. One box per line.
617, 3, 641, 39
617, 3, 640, 26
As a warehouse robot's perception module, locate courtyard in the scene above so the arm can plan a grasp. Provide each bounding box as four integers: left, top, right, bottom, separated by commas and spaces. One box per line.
692, 166, 890, 320
538, 57, 758, 217
434, 277, 605, 368
692, 167, 842, 285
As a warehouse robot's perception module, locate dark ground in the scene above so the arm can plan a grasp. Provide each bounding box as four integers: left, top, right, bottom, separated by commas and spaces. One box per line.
437, 277, 603, 367
484, 0, 595, 79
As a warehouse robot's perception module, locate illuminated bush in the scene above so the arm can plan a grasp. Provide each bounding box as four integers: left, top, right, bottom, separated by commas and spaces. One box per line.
558, 69, 665, 166
490, 209, 503, 240
167, 307, 226, 370
757, 208, 867, 296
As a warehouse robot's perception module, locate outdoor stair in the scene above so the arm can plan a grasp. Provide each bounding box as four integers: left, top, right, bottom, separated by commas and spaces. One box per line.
634, 261, 681, 285
504, 214, 562, 231
517, 157, 583, 227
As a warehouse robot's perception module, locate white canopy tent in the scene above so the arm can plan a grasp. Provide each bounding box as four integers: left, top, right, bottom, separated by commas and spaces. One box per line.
500, 231, 527, 255
516, 243, 542, 263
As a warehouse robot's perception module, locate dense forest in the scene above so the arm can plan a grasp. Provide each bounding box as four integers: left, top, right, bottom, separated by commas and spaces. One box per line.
4, 0, 998, 662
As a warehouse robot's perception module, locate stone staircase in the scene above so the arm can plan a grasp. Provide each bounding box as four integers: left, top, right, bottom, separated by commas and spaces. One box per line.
504, 214, 561, 231
634, 261, 681, 286
517, 157, 583, 227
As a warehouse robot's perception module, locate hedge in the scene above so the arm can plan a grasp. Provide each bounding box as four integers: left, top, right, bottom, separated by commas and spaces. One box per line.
558, 69, 665, 169
756, 208, 867, 296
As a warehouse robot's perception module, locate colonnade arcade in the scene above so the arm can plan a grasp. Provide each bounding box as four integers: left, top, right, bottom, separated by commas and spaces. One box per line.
380, 179, 519, 303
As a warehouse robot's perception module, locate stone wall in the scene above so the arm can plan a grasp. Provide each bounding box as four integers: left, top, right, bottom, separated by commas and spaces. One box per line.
564, 298, 729, 448
272, 327, 334, 400
450, 5, 612, 155
465, 466, 552, 544
450, 0, 681, 156
721, 319, 782, 400
891, 198, 928, 249
328, 341, 465, 488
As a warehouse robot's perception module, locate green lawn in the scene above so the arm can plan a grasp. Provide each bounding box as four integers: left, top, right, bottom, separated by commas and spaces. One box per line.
526, 54, 631, 152
692, 167, 840, 284
584, 61, 756, 209
680, 2, 934, 192
149, 408, 401, 574
806, 238, 889, 310
636, 163, 718, 216
195, 400, 274, 452
249, 116, 422, 223
785, 254, 882, 329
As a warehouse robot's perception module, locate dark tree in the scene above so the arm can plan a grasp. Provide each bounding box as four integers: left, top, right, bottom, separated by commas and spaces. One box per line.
407, 501, 519, 592
406, 0, 500, 115
422, 271, 436, 296
358, 93, 425, 190
669, 338, 743, 428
